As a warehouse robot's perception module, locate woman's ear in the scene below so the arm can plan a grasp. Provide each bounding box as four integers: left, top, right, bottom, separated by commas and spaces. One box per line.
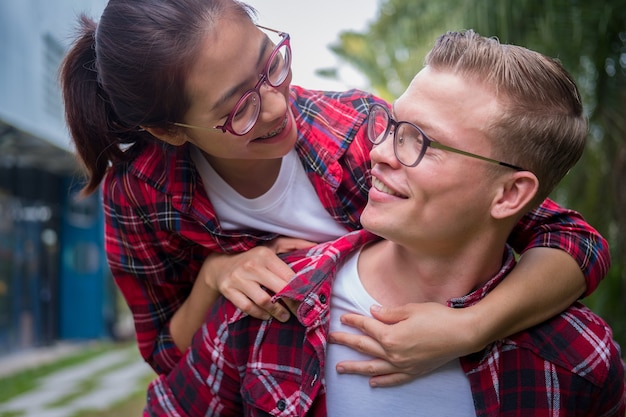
142, 126, 188, 146
490, 171, 539, 220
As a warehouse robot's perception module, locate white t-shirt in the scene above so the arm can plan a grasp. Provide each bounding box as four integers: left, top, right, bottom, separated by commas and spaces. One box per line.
325, 250, 476, 416
192, 147, 348, 242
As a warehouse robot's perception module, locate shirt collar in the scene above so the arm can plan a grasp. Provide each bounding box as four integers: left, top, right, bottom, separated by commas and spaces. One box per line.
275, 232, 517, 317
447, 245, 517, 308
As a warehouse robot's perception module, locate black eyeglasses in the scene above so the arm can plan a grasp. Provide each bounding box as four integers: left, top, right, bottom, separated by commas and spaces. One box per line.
174, 25, 291, 136
366, 103, 525, 171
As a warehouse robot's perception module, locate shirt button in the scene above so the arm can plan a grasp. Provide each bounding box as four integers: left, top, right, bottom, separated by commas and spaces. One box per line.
319, 293, 327, 303
277, 399, 287, 411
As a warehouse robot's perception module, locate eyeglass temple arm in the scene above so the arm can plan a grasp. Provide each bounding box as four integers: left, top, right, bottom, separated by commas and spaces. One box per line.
172, 122, 222, 132
429, 141, 526, 171
255, 24, 286, 37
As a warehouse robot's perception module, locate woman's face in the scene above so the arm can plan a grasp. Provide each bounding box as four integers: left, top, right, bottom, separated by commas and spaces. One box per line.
171, 16, 298, 163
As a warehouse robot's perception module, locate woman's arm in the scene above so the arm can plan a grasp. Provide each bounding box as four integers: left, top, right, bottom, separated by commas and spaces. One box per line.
169, 238, 314, 353
105, 173, 312, 374
329, 249, 586, 386
105, 175, 200, 374
470, 247, 585, 341
506, 198, 610, 296
329, 198, 610, 386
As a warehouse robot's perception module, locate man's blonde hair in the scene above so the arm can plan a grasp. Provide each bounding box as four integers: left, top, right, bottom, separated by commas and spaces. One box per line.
425, 30, 587, 203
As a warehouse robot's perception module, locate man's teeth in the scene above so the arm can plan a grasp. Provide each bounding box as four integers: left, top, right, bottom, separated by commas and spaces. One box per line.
261, 116, 288, 138
372, 177, 400, 196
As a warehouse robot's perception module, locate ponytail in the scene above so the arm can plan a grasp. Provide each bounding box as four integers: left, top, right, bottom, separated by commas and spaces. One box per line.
60, 15, 138, 195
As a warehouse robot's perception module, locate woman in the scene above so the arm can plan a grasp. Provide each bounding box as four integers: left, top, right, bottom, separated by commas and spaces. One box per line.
60, 0, 608, 382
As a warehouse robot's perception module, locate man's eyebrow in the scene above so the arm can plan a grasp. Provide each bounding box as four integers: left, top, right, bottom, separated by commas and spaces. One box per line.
210, 35, 272, 113
392, 100, 440, 138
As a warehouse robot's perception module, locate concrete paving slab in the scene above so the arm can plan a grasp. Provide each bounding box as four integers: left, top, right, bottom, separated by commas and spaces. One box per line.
0, 342, 85, 378
0, 345, 154, 417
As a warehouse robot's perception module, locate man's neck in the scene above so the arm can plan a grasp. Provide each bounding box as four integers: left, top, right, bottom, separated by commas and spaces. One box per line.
357, 239, 506, 306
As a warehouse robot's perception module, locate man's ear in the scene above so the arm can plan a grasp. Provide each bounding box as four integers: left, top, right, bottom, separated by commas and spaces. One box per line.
142, 126, 188, 146
490, 171, 539, 220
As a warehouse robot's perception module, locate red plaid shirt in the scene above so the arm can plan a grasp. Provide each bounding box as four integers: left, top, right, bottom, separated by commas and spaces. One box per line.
144, 230, 625, 416
103, 86, 611, 375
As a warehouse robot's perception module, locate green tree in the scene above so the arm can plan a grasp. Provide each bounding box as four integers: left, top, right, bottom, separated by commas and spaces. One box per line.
325, 0, 626, 351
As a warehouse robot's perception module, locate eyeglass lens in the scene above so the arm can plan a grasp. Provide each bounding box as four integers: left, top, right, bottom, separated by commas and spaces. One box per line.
229, 38, 291, 135
367, 104, 425, 167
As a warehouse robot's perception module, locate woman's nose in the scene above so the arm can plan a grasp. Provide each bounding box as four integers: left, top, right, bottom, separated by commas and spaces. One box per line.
258, 83, 287, 118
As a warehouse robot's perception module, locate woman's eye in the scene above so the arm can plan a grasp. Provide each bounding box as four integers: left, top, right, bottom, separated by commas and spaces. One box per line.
234, 102, 249, 119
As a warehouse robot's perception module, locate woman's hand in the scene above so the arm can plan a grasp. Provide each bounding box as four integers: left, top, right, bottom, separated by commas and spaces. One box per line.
200, 237, 316, 322
328, 302, 484, 387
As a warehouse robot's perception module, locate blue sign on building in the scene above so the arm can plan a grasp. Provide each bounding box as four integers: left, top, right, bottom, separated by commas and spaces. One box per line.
59, 180, 114, 340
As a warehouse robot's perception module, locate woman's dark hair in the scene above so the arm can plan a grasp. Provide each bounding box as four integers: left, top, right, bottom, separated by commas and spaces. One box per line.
60, 0, 254, 194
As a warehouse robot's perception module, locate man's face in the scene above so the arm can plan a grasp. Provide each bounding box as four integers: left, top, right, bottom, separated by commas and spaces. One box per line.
361, 66, 505, 252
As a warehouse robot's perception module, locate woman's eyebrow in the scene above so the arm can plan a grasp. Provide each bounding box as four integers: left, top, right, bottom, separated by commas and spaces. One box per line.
210, 36, 272, 112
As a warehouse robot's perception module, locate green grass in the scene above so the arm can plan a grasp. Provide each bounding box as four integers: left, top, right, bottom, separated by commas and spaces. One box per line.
71, 372, 154, 417
0, 341, 156, 417
48, 348, 146, 409
48, 377, 100, 408
0, 342, 121, 403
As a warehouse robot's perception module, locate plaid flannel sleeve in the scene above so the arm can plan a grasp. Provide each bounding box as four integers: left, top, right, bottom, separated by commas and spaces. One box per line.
144, 300, 245, 416
508, 198, 610, 297
104, 173, 209, 374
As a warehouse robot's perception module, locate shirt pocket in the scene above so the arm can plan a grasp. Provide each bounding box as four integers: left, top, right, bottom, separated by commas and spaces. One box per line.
241, 371, 303, 417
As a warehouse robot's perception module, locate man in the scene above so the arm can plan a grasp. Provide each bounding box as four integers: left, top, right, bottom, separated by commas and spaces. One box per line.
144, 30, 625, 416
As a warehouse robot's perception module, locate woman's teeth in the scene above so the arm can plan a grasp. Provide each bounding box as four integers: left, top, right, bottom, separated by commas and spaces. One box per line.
261, 116, 288, 138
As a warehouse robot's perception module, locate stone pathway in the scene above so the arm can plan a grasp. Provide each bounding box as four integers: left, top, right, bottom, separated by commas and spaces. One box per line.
0, 346, 154, 417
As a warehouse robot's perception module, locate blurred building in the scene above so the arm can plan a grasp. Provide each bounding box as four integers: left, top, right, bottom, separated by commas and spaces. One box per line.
0, 0, 115, 356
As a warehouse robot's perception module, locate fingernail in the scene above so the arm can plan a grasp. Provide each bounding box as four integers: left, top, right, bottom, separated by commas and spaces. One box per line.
336, 366, 344, 373
371, 304, 381, 312
278, 311, 290, 322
